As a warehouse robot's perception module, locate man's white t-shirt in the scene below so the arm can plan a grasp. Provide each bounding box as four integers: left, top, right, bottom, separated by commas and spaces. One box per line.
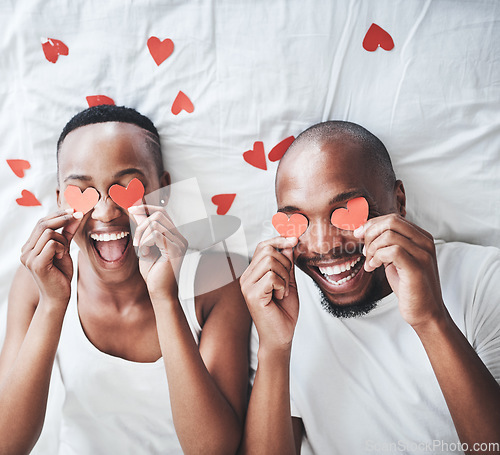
289, 241, 500, 455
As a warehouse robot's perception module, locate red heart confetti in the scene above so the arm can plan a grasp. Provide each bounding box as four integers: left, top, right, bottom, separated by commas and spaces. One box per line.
211, 194, 236, 215
171, 91, 194, 115
6, 159, 31, 178
330, 197, 369, 231
272, 212, 308, 238
243, 141, 267, 171
16, 190, 41, 207
268, 136, 295, 162
41, 37, 69, 63
86, 95, 115, 108
64, 186, 99, 214
362, 24, 394, 52
109, 178, 145, 209
147, 37, 174, 66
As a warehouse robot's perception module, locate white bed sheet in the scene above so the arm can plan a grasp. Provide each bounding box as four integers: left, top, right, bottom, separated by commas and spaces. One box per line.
0, 0, 499, 451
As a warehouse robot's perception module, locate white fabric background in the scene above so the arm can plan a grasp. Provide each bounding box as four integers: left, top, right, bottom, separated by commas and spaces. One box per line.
0, 0, 499, 451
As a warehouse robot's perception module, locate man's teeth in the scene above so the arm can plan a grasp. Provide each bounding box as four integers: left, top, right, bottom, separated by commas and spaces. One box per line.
318, 256, 361, 275
318, 256, 362, 285
90, 232, 130, 242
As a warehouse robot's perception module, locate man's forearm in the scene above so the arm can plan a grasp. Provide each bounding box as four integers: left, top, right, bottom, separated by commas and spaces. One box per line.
0, 300, 65, 454
240, 347, 297, 455
415, 313, 500, 452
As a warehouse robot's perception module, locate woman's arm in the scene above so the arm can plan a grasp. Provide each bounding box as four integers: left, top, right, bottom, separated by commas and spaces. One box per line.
0, 210, 80, 454
152, 253, 251, 455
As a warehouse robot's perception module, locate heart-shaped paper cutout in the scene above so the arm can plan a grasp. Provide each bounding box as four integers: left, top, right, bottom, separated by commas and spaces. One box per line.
268, 136, 295, 162
109, 178, 145, 209
362, 24, 394, 52
64, 186, 99, 214
330, 197, 369, 231
243, 141, 267, 170
86, 95, 115, 108
7, 159, 31, 178
272, 212, 308, 238
41, 38, 69, 63
212, 193, 236, 215
16, 190, 41, 207
171, 91, 194, 115
147, 37, 174, 66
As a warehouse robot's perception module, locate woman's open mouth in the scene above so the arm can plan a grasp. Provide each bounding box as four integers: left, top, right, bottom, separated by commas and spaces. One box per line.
89, 231, 131, 263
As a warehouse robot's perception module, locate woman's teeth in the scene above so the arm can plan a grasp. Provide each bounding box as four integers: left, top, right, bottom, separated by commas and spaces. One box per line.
90, 232, 130, 242
318, 256, 362, 285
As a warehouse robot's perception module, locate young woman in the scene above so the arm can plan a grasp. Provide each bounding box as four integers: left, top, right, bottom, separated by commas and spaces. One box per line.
0, 105, 251, 454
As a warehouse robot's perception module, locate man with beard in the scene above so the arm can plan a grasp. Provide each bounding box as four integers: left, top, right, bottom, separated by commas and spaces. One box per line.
239, 121, 500, 454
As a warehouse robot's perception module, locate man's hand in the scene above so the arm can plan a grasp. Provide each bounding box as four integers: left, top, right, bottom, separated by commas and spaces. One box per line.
20, 209, 82, 307
354, 214, 447, 329
240, 236, 299, 353
129, 205, 188, 301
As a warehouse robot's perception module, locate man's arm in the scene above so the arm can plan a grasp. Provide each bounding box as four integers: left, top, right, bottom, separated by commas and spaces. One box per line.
239, 236, 302, 455
358, 214, 500, 452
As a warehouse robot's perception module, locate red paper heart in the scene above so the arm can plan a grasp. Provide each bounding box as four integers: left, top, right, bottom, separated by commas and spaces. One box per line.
147, 37, 174, 66
211, 194, 236, 215
330, 197, 369, 231
7, 159, 31, 178
86, 95, 115, 108
41, 38, 69, 63
243, 141, 267, 170
16, 190, 41, 207
171, 91, 194, 115
109, 178, 145, 209
268, 136, 295, 162
362, 24, 394, 52
272, 212, 308, 238
64, 186, 99, 214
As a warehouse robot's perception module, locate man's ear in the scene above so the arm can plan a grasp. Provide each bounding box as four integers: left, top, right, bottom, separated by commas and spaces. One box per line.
394, 180, 406, 217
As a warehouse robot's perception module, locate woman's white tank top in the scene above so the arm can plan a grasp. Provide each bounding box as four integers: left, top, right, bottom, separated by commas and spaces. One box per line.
56, 249, 202, 455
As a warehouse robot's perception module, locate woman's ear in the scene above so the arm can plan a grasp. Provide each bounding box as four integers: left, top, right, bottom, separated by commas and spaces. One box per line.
159, 171, 171, 205
394, 180, 406, 217
56, 188, 61, 208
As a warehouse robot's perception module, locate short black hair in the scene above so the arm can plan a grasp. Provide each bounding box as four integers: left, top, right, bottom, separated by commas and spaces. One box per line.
285, 121, 396, 189
57, 104, 164, 177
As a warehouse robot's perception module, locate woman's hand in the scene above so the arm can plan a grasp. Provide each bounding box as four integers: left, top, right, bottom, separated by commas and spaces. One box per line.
20, 209, 83, 307
130, 205, 188, 301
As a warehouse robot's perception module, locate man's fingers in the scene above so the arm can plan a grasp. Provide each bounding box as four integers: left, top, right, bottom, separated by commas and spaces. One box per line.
357, 214, 434, 254
248, 255, 291, 292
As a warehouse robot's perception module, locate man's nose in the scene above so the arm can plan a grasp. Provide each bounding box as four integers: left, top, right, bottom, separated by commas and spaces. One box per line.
91, 196, 123, 222
301, 221, 342, 255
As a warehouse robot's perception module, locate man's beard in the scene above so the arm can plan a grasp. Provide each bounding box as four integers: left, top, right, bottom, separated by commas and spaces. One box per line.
313, 272, 385, 318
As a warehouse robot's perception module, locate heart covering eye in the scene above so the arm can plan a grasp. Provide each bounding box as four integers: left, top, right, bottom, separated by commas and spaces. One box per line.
330, 197, 369, 231
272, 212, 308, 238
108, 178, 145, 209
64, 186, 100, 214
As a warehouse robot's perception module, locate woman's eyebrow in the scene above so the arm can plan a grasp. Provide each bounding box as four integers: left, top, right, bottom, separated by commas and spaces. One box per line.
113, 168, 146, 179
63, 174, 92, 183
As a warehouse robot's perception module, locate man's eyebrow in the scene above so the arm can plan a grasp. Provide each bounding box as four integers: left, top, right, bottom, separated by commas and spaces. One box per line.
327, 191, 364, 206
278, 191, 366, 213
64, 174, 92, 183
113, 168, 146, 179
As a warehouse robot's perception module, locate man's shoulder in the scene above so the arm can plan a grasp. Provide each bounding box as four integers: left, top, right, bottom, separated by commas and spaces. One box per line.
435, 240, 500, 275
